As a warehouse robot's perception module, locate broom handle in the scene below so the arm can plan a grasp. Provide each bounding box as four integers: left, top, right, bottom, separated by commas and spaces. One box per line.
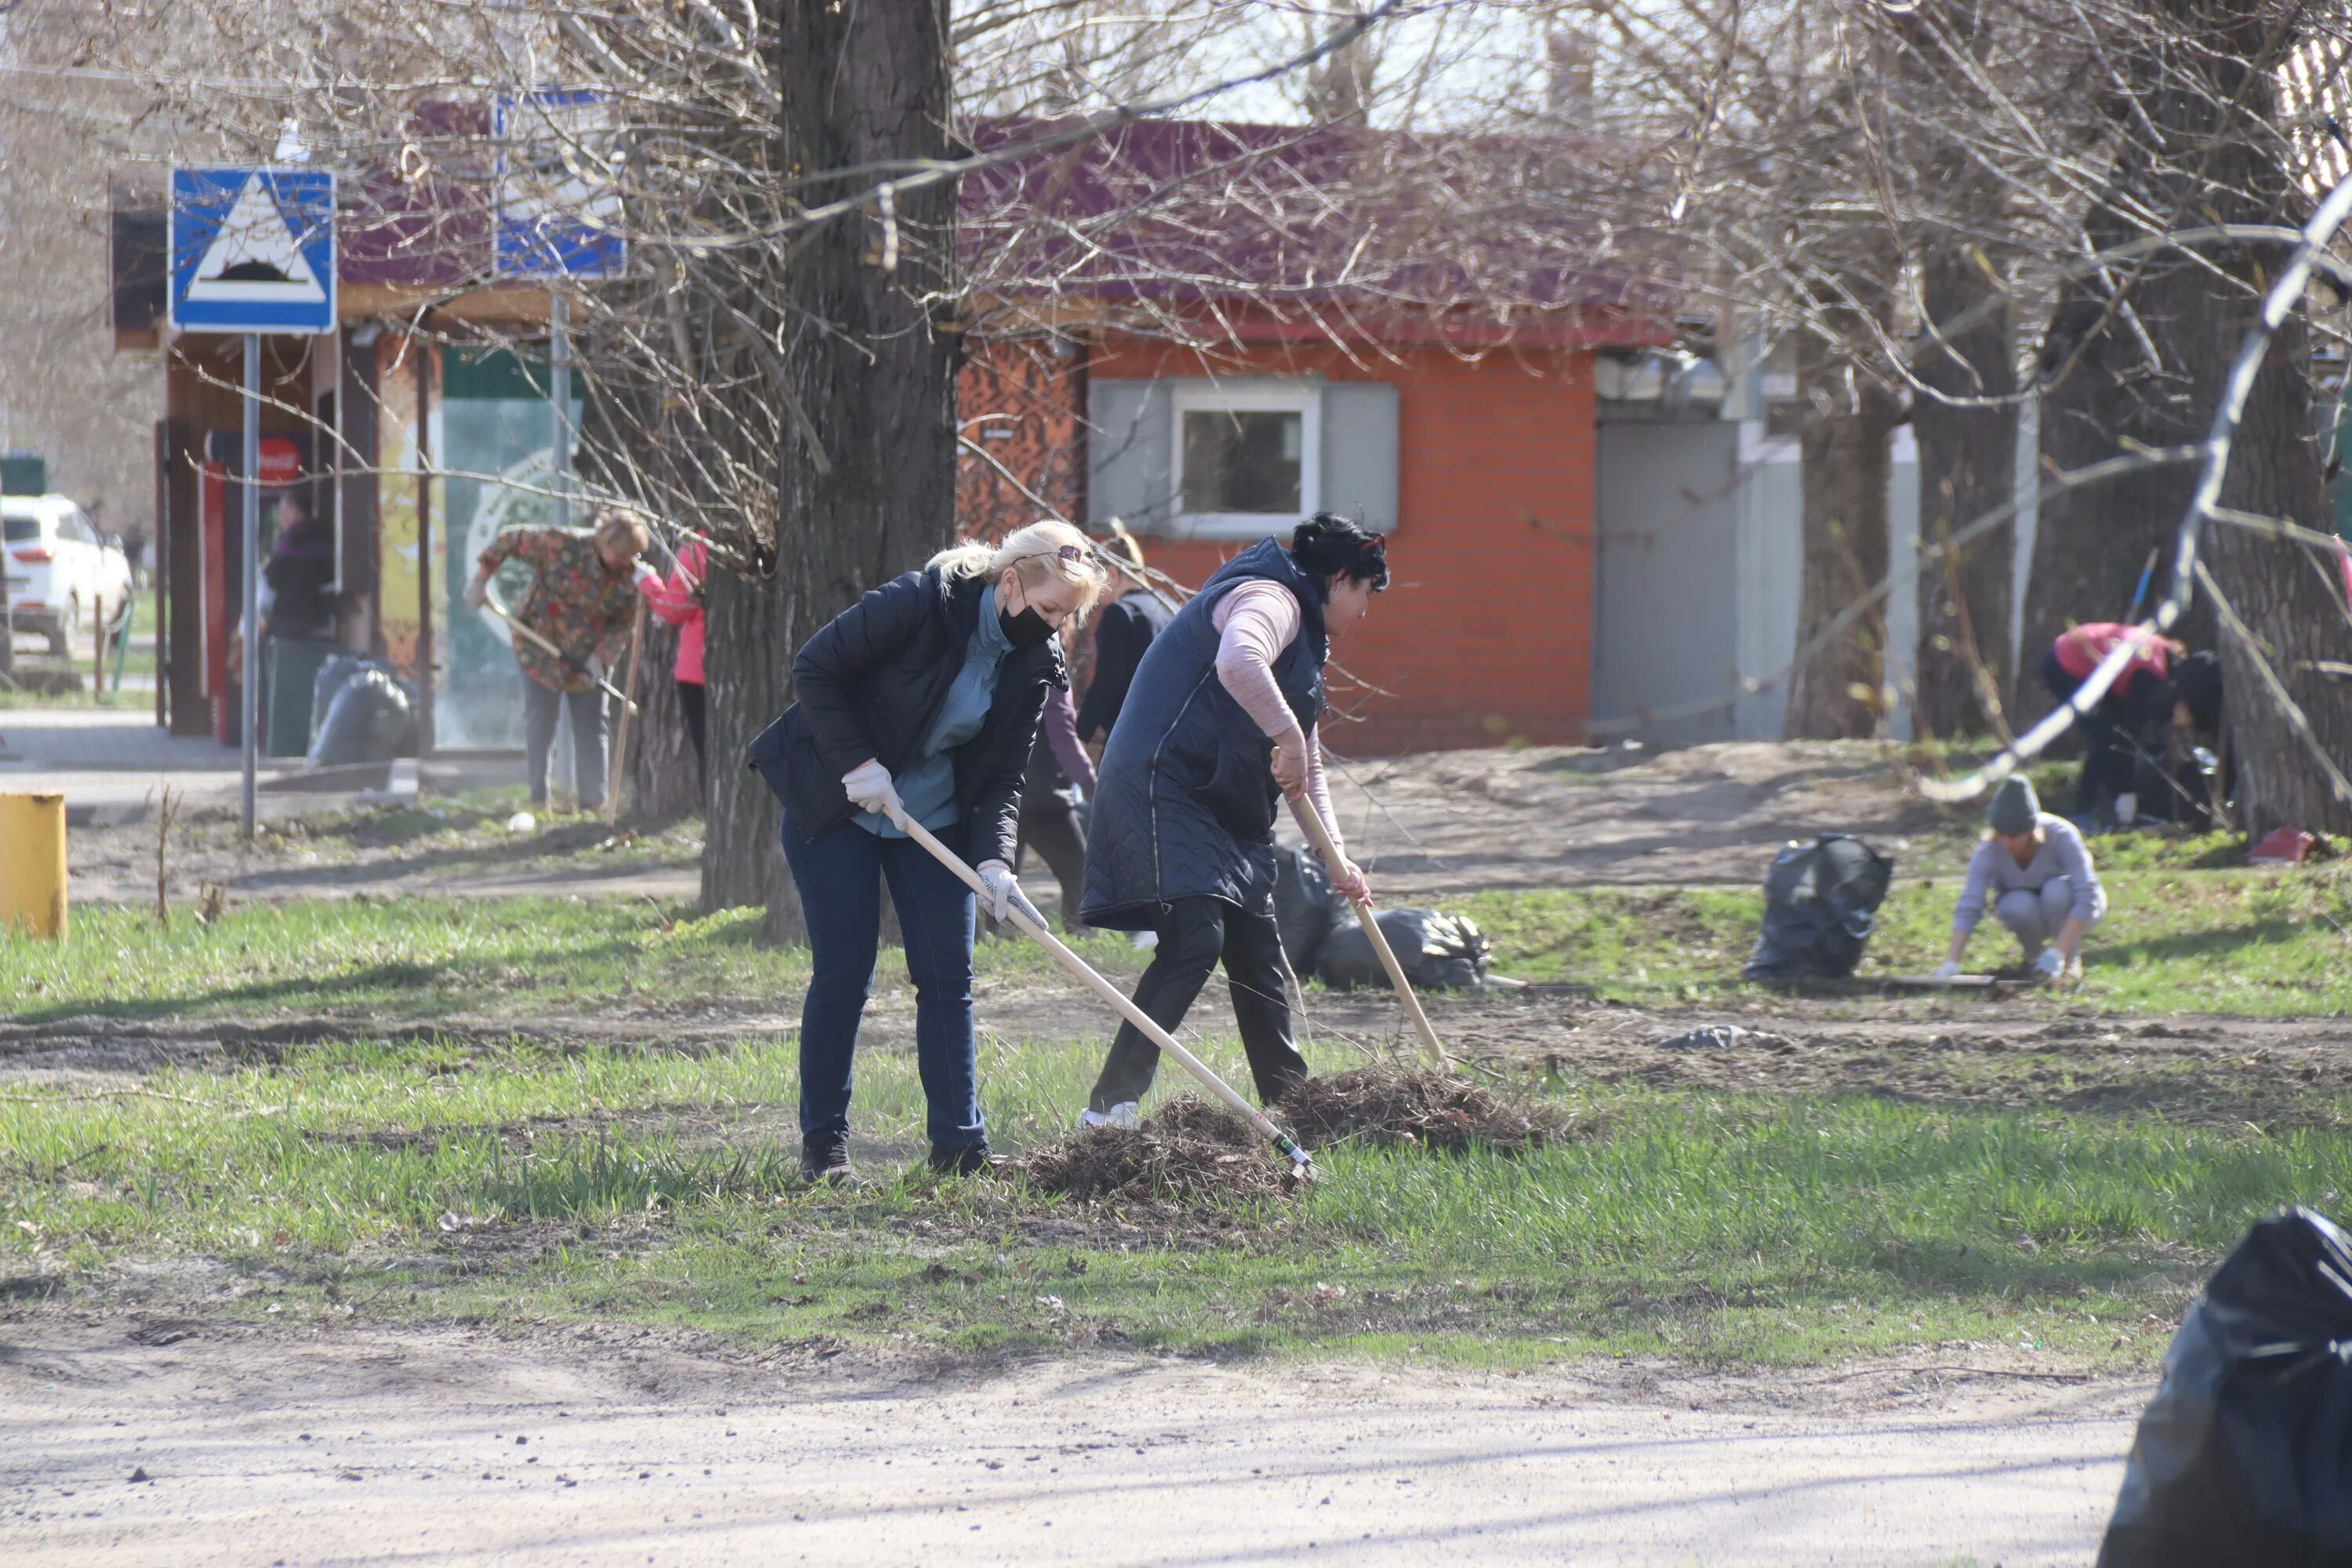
481, 590, 639, 716
886, 806, 1312, 1171
1291, 797, 1449, 1071
605, 603, 645, 826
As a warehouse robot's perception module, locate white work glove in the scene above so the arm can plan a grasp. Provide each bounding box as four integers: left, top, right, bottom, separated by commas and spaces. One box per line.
841, 759, 901, 818
1933, 960, 1962, 981
632, 560, 659, 589
2034, 948, 2065, 981
976, 859, 1019, 922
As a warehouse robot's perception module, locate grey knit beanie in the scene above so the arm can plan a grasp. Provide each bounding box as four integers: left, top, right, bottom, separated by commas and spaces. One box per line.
1987, 775, 2040, 836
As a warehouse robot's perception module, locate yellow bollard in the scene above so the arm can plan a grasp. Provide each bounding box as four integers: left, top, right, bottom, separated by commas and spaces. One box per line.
0, 793, 67, 941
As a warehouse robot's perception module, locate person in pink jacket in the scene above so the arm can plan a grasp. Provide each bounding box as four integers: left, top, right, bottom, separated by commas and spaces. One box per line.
633, 536, 708, 788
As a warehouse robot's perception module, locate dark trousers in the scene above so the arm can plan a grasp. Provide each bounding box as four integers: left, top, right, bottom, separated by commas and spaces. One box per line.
678, 680, 707, 791
2040, 649, 2147, 814
779, 812, 982, 1150
522, 680, 608, 808
1015, 800, 1087, 927
1087, 896, 1308, 1112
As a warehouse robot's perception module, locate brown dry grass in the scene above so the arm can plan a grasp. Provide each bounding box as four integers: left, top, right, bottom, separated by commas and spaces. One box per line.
1020, 1065, 1570, 1207
1019, 1097, 1295, 1204
1278, 1063, 1564, 1153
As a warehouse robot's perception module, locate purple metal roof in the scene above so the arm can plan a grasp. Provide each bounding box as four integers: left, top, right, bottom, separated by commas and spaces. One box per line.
960, 115, 1671, 332
324, 107, 1672, 339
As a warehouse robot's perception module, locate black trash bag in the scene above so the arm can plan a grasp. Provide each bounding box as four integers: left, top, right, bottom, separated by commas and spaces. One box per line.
306, 666, 417, 768
2099, 1207, 2352, 1568
2132, 739, 2220, 829
1740, 833, 1893, 982
1274, 846, 1349, 971
1316, 909, 1492, 991
310, 652, 367, 738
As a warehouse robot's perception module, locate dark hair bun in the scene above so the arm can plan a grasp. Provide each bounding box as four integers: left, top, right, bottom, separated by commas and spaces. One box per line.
1291, 512, 1390, 591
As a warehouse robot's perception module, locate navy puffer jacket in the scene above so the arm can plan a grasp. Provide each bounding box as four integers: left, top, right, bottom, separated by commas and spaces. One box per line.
1080, 539, 1325, 931
746, 567, 1065, 867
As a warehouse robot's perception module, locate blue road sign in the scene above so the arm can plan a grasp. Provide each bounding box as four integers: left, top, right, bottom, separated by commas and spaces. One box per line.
169, 167, 337, 333
495, 91, 627, 281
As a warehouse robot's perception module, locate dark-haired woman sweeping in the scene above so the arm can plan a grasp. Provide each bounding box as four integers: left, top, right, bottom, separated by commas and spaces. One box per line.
1076, 514, 1388, 1127
749, 521, 1106, 1181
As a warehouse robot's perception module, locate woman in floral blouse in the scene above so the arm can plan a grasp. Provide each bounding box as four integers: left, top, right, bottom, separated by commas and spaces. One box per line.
465, 510, 648, 811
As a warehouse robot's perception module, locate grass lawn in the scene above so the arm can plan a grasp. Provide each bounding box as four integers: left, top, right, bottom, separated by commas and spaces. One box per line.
8, 823, 2348, 1022
1461, 846, 2352, 1016
0, 1021, 2315, 1368
5, 856, 2350, 1367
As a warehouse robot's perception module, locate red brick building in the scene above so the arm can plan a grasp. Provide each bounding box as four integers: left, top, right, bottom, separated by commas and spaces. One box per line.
956, 118, 1665, 757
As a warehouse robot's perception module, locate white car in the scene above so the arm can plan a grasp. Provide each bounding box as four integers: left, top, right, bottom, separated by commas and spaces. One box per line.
4, 495, 133, 655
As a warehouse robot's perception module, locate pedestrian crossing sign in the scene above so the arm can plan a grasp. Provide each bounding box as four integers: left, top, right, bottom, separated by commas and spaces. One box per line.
169, 167, 337, 333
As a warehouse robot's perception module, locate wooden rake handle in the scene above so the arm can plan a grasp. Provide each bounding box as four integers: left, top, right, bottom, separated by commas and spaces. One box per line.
1290, 796, 1450, 1072
884, 805, 1313, 1174
479, 591, 640, 717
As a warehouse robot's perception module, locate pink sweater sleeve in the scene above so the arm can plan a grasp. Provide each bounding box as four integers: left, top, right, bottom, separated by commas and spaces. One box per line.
1041, 684, 1096, 794
1212, 583, 1346, 862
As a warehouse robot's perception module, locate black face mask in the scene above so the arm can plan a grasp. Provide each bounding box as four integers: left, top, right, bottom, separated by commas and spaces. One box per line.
1000, 604, 1057, 648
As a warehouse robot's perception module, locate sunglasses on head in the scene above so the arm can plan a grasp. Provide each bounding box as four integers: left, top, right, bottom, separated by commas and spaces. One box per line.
1025, 543, 1103, 570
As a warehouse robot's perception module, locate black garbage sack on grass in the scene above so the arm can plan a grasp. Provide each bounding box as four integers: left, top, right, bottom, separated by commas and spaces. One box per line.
1316, 908, 1492, 991
2098, 1207, 2352, 1568
1274, 845, 1350, 971
306, 665, 417, 768
1740, 833, 1893, 982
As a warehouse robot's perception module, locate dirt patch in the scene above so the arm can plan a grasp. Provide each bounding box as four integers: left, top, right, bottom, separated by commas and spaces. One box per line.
1276, 1063, 1566, 1153
0, 1014, 786, 1083
62, 797, 703, 906
1325, 739, 1950, 896
1402, 992, 2352, 1131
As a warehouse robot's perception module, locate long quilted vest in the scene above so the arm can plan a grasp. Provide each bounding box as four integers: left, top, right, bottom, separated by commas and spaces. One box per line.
1079, 539, 1327, 930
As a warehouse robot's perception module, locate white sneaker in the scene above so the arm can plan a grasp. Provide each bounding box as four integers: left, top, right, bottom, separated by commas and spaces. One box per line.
1079, 1102, 1140, 1131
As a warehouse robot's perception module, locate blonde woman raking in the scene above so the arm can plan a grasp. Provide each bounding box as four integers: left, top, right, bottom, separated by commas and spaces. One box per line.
746, 521, 1107, 1181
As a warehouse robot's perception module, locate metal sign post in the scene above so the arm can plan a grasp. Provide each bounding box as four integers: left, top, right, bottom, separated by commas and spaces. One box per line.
169, 165, 336, 843
550, 283, 572, 530
241, 335, 261, 840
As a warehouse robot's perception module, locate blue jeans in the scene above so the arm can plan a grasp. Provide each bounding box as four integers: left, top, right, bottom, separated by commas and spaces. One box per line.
779, 813, 982, 1149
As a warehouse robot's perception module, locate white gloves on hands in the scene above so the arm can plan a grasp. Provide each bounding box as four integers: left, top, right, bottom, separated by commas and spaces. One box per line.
1933, 959, 1962, 981
633, 561, 660, 588
976, 859, 1020, 922
2034, 948, 2066, 980
842, 759, 901, 817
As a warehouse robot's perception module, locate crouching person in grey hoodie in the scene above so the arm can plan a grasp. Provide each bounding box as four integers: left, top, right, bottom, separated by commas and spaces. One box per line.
1935, 775, 2105, 985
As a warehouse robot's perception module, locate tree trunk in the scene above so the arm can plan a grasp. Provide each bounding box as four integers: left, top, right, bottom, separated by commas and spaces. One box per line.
2024, 234, 2209, 676
1785, 302, 1899, 739
627, 617, 702, 821
1910, 250, 2017, 740
2205, 310, 2352, 838
705, 0, 964, 938
2025, 0, 2350, 834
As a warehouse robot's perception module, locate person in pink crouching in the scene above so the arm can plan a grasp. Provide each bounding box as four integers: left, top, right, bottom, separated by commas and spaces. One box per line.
633, 536, 708, 791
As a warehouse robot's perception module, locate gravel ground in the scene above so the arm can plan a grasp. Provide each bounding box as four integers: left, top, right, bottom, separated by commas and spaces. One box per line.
1, 1315, 2142, 1567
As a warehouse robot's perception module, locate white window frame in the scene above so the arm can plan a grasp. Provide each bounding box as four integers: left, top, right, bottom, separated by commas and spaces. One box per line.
1168, 379, 1320, 540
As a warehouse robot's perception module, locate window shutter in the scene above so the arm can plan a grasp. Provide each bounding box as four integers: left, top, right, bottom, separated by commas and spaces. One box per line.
1319, 381, 1400, 534
1086, 378, 1175, 533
